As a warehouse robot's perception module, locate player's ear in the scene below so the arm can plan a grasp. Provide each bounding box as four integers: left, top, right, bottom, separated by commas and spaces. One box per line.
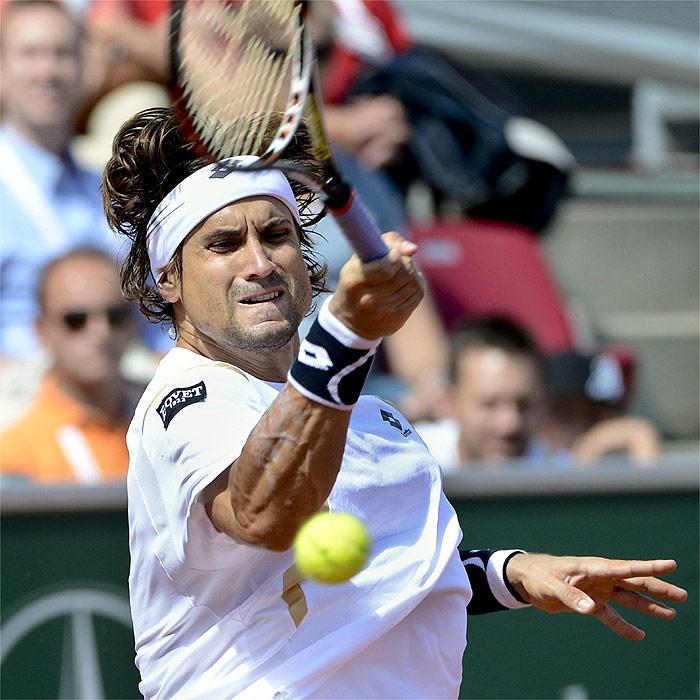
157, 270, 181, 304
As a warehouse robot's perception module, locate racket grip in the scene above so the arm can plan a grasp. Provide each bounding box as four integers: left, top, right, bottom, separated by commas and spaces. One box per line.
330, 191, 388, 262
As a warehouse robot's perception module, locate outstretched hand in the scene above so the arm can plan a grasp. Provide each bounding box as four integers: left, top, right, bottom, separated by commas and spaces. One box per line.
505, 553, 687, 640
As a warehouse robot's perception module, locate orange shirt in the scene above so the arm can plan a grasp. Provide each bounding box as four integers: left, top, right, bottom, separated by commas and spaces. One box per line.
0, 374, 130, 484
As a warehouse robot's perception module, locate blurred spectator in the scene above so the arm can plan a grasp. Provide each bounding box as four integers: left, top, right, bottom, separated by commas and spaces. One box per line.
0, 0, 122, 358
307, 0, 576, 419
416, 317, 546, 470
81, 0, 169, 104
73, 0, 170, 167
316, 0, 573, 234
0, 247, 138, 484
536, 350, 663, 467
327, 0, 580, 386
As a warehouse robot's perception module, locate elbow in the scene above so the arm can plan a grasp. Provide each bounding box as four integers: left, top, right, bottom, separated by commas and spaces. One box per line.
233, 510, 300, 552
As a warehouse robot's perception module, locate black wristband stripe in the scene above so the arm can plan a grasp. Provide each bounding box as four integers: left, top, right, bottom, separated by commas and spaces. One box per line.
460, 549, 529, 615
289, 314, 378, 409
461, 549, 507, 615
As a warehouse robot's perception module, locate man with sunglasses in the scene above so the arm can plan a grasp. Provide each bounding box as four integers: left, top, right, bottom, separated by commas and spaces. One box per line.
0, 246, 139, 484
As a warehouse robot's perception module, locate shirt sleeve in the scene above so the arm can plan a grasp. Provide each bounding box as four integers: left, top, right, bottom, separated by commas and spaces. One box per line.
461, 549, 531, 615
139, 362, 271, 572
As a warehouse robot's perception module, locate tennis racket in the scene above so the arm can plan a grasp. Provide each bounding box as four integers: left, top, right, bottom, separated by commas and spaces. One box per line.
169, 0, 388, 262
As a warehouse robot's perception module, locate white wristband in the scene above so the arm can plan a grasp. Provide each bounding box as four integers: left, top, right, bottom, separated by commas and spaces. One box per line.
486, 549, 531, 609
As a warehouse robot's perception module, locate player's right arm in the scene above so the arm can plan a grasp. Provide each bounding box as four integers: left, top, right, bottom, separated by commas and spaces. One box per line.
204, 232, 424, 552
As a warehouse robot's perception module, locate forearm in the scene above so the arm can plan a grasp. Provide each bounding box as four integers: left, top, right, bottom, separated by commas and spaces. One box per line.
383, 290, 448, 386
217, 385, 351, 551
208, 302, 378, 550
572, 417, 662, 465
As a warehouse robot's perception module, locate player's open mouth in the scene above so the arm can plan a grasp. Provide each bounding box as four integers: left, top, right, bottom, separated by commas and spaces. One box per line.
240, 291, 282, 304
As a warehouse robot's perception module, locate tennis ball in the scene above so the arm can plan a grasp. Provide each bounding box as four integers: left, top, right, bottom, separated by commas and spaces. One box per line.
293, 511, 371, 584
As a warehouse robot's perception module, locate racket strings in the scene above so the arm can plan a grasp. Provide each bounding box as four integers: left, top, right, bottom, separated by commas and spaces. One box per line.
232, 34, 295, 156
178, 0, 303, 160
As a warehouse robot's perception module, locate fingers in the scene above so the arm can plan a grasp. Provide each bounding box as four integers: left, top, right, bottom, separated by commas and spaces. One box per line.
352, 233, 421, 290
537, 575, 596, 614
581, 558, 677, 580
332, 232, 424, 338
610, 588, 677, 619
617, 576, 688, 603
594, 604, 645, 641
381, 231, 418, 263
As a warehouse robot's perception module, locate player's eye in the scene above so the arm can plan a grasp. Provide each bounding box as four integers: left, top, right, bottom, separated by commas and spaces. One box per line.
265, 227, 293, 242
208, 242, 235, 252
207, 235, 240, 252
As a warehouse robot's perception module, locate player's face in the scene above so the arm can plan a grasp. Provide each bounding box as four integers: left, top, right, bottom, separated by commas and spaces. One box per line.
37, 256, 136, 386
452, 346, 542, 462
168, 197, 312, 358
0, 4, 83, 133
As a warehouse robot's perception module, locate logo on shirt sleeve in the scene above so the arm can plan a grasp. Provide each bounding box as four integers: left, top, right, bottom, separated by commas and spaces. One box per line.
156, 381, 207, 429
380, 409, 412, 437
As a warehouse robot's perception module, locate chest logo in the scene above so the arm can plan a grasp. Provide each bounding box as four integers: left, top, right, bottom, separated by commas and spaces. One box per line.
380, 409, 412, 437
157, 381, 207, 429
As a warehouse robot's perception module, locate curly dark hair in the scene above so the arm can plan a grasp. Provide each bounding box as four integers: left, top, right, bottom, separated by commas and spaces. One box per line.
102, 107, 329, 329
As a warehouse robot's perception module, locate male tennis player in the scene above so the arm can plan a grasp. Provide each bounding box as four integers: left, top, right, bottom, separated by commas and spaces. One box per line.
104, 108, 686, 700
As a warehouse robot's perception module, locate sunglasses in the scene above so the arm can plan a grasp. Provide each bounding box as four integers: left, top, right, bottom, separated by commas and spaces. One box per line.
58, 304, 133, 332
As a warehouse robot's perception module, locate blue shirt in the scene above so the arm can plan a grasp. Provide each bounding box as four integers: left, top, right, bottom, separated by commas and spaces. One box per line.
0, 125, 121, 356
0, 125, 172, 356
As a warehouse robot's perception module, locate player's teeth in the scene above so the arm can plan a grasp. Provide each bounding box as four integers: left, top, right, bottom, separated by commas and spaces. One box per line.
246, 292, 279, 303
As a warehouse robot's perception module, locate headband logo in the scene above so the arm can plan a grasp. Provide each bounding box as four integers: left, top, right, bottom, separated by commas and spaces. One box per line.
209, 161, 246, 179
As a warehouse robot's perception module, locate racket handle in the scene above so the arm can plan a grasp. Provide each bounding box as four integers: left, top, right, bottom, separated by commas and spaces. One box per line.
330, 191, 388, 262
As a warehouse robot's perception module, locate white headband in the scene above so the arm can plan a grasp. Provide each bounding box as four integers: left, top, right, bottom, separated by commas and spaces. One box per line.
146, 156, 301, 281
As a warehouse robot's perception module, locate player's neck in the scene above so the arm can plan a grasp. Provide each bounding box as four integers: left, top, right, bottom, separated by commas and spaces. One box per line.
175, 333, 298, 383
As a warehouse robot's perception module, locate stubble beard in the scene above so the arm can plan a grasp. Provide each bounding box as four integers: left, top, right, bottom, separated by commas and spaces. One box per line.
224, 306, 303, 353
224, 274, 310, 354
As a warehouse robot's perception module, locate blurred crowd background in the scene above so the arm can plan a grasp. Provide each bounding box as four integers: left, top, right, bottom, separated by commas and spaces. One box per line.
0, 0, 698, 482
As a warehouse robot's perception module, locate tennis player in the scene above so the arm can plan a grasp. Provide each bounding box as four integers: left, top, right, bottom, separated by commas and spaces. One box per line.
104, 108, 686, 699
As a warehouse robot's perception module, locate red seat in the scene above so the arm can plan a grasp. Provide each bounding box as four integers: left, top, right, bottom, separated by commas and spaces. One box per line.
411, 219, 575, 353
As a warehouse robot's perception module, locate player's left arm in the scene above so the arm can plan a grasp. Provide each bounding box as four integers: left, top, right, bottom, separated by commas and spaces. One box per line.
504, 553, 688, 640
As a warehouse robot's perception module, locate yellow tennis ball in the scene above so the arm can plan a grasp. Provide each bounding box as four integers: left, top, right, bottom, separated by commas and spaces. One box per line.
294, 511, 371, 584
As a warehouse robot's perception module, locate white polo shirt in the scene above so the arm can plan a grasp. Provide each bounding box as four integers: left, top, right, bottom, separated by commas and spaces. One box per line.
127, 348, 470, 699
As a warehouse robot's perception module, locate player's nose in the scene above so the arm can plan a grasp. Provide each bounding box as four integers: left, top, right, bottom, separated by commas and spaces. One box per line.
239, 236, 276, 279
